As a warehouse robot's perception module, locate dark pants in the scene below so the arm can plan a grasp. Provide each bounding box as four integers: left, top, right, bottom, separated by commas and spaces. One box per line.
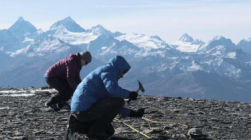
45, 77, 74, 106
69, 97, 125, 138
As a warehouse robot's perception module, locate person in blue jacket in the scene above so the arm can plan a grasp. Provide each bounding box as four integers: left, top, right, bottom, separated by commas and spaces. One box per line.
65, 55, 145, 140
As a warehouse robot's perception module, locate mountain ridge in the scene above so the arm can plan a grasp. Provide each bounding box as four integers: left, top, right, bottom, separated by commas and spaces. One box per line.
1, 17, 251, 103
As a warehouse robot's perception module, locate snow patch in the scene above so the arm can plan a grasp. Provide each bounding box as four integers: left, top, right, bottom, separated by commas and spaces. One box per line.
0, 93, 35, 97
202, 60, 213, 65
207, 45, 226, 56
225, 69, 241, 78
10, 47, 30, 57
0, 89, 56, 97
54, 30, 98, 45
187, 61, 202, 72
0, 106, 10, 110
226, 52, 236, 59
116, 33, 167, 51
23, 37, 34, 42
171, 41, 199, 52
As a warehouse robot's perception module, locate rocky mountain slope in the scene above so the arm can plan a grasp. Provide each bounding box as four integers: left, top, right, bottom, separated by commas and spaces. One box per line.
1, 88, 251, 140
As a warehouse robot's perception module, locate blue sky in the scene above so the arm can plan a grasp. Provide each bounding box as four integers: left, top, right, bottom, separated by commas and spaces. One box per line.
1, 0, 251, 43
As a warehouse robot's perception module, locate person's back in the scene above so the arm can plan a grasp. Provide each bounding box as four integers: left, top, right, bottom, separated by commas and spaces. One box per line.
44, 51, 92, 111
71, 56, 131, 113
66, 55, 145, 140
45, 54, 82, 86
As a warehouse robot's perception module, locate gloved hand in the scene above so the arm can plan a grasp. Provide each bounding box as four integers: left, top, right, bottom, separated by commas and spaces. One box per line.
129, 91, 138, 100
129, 108, 145, 118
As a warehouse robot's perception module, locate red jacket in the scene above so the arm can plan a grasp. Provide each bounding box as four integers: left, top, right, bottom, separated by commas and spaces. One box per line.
45, 54, 82, 90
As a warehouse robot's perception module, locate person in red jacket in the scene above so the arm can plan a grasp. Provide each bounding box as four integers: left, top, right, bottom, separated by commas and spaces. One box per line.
44, 51, 92, 111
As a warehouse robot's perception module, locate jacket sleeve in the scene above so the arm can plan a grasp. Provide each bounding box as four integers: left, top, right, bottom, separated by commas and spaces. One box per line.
120, 107, 131, 117
100, 72, 130, 99
66, 60, 79, 90
75, 74, 81, 84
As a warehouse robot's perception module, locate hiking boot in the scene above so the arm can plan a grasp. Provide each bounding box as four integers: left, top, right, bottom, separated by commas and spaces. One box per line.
45, 101, 60, 111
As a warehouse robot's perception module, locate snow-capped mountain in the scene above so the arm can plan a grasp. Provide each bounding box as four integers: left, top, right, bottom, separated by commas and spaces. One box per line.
200, 36, 236, 52
179, 33, 194, 43
9, 17, 37, 40
49, 26, 99, 45
116, 33, 170, 52
171, 34, 204, 53
88, 25, 112, 36
87, 35, 140, 61
0, 17, 40, 52
50, 16, 85, 32
1, 17, 251, 102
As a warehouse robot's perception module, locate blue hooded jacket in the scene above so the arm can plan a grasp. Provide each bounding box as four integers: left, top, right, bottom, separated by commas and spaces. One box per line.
71, 56, 131, 116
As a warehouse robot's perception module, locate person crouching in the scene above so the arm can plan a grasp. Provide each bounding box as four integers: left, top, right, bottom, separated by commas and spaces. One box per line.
65, 55, 145, 140
44, 51, 92, 111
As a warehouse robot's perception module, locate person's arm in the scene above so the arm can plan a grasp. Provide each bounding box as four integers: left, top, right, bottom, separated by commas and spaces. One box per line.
100, 72, 130, 98
120, 107, 131, 117
66, 61, 79, 90
120, 107, 145, 118
75, 73, 81, 84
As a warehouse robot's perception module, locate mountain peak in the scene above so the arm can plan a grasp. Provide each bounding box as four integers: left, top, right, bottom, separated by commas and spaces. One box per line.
50, 17, 85, 32
91, 24, 107, 31
212, 36, 226, 41
17, 16, 25, 22
8, 17, 37, 40
94, 24, 104, 28
62, 16, 74, 22
90, 24, 111, 36
151, 35, 162, 40
237, 38, 251, 51
179, 33, 194, 42
206, 36, 235, 50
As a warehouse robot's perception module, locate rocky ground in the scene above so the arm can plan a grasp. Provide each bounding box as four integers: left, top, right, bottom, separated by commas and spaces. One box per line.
1, 88, 251, 140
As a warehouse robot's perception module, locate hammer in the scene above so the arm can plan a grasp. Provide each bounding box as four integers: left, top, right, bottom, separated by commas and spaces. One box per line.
127, 80, 145, 104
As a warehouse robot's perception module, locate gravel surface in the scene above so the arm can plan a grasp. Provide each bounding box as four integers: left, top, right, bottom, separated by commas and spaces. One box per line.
1, 88, 251, 140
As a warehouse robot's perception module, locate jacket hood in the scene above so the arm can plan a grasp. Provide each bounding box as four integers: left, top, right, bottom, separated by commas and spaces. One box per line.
108, 56, 131, 76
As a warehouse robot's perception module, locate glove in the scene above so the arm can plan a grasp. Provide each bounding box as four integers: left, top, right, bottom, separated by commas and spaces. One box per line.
129, 91, 138, 100
129, 108, 145, 118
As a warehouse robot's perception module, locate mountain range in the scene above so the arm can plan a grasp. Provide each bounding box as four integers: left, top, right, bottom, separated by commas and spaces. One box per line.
1, 16, 251, 102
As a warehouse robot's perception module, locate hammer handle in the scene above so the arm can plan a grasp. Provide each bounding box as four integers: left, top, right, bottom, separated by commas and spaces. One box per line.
136, 88, 140, 93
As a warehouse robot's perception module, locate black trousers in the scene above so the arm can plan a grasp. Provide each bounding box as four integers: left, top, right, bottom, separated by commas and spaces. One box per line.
71, 97, 125, 136
45, 77, 74, 106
